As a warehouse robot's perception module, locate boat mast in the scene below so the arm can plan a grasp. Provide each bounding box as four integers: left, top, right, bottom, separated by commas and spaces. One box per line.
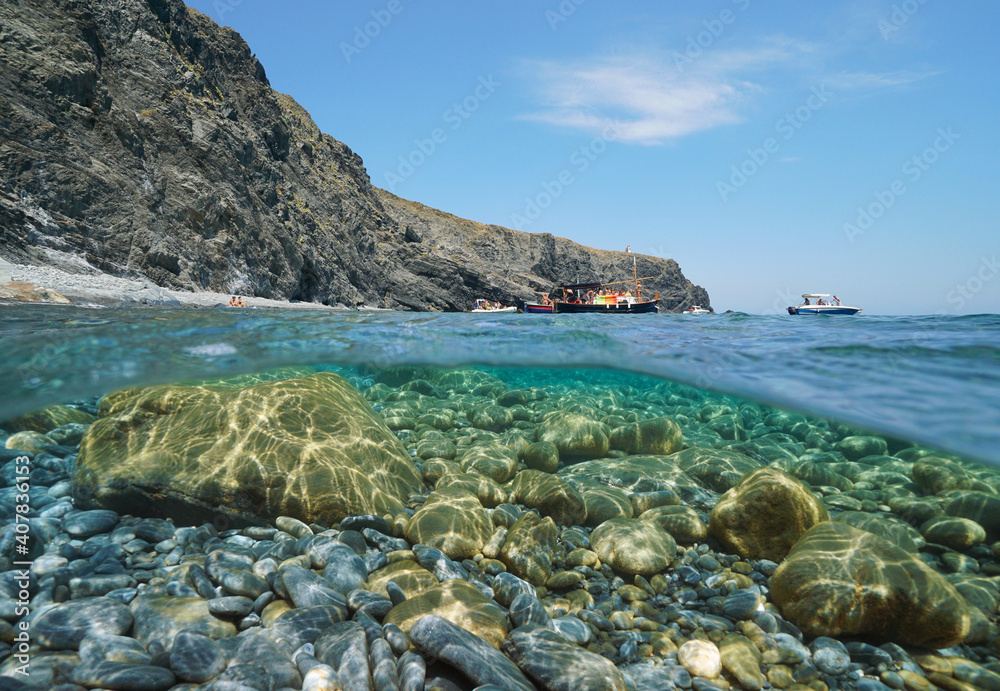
633, 257, 639, 299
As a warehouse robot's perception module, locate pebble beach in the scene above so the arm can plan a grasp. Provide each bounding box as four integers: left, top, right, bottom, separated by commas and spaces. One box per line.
2, 365, 1000, 691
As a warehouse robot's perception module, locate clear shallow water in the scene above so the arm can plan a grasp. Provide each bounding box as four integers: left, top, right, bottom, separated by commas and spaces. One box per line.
0, 305, 998, 464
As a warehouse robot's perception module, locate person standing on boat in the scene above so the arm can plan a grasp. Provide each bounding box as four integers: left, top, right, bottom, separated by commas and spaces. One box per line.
833, 295, 841, 305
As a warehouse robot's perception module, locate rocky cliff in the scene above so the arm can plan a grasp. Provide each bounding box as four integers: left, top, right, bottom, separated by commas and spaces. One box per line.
0, 0, 710, 311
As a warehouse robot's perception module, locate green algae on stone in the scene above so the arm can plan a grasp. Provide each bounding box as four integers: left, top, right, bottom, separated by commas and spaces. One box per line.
1, 404, 96, 434
558, 455, 696, 494
522, 441, 560, 473
434, 472, 507, 507
590, 517, 676, 576
507, 470, 586, 527
770, 521, 971, 649
74, 372, 422, 526
639, 505, 708, 544
709, 467, 828, 562
944, 491, 1000, 542
384, 579, 508, 648
914, 457, 1000, 495
499, 511, 558, 586
537, 411, 610, 460
4, 430, 58, 454
579, 485, 634, 527
404, 486, 494, 559
460, 442, 519, 484
367, 560, 438, 599
832, 511, 925, 553
609, 417, 682, 456
920, 517, 987, 551
674, 447, 764, 493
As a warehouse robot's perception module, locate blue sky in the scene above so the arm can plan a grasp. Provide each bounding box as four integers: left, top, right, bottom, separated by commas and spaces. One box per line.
187, 0, 999, 315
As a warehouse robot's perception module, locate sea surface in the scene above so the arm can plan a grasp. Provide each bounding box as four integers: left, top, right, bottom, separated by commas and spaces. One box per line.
4, 304, 1000, 688
0, 306, 997, 465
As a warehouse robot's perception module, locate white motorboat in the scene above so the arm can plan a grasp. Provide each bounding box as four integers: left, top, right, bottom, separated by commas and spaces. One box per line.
787, 294, 862, 315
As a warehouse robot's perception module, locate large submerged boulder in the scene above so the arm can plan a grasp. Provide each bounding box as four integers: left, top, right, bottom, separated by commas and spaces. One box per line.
709, 467, 828, 562
771, 521, 971, 649
73, 372, 423, 526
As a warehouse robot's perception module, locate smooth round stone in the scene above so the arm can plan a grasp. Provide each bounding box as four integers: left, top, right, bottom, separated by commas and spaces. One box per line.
322, 546, 369, 594
523, 441, 560, 473
129, 595, 237, 651
564, 548, 598, 568
812, 637, 851, 675
546, 570, 584, 590
70, 660, 176, 690
768, 665, 795, 688
208, 596, 255, 617
276, 516, 313, 539
577, 609, 614, 632
771, 633, 810, 664
280, 566, 348, 611
170, 631, 226, 683
551, 616, 593, 645
509, 592, 551, 628
133, 519, 177, 544
347, 589, 393, 620
590, 518, 675, 575
492, 572, 537, 608
385, 581, 407, 606
617, 585, 648, 602
722, 589, 761, 620
678, 639, 722, 679
33, 597, 134, 649
383, 623, 410, 656
62, 510, 120, 539
70, 574, 138, 599
216, 569, 269, 599
31, 554, 69, 579
78, 634, 152, 665
920, 517, 987, 551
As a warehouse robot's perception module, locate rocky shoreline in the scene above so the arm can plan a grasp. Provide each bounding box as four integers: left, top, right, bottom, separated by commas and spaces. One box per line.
0, 253, 344, 310
2, 367, 999, 690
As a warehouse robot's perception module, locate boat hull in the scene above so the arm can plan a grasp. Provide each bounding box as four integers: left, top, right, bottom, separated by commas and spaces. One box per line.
552, 300, 658, 314
524, 302, 554, 314
787, 306, 861, 315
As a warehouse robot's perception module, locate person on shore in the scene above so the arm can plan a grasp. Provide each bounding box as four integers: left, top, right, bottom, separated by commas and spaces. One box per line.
237, 296, 247, 307
228, 296, 237, 307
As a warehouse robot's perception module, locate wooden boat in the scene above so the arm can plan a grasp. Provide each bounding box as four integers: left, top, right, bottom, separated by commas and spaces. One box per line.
787, 294, 862, 315
523, 301, 554, 314
528, 263, 658, 314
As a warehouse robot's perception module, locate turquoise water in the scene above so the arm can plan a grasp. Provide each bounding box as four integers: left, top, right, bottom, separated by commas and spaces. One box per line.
1, 305, 997, 464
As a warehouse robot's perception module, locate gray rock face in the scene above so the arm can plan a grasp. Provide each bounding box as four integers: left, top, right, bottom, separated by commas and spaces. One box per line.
409, 614, 537, 691
0, 0, 708, 312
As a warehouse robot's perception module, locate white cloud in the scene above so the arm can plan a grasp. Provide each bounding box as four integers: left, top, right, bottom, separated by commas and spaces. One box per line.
517, 41, 803, 145
826, 69, 941, 90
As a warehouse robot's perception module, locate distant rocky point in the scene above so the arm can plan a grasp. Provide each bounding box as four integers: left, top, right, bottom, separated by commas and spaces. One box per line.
0, 0, 709, 312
